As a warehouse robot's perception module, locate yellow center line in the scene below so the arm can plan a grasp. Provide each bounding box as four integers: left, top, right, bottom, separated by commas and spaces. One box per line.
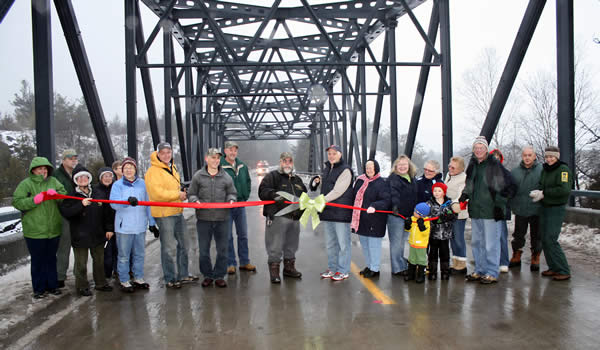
350, 262, 396, 305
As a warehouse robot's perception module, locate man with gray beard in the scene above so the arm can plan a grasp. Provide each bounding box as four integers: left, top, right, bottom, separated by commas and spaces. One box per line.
258, 152, 307, 284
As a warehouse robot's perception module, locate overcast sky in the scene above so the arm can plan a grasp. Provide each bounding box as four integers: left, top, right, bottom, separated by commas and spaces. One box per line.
0, 0, 598, 153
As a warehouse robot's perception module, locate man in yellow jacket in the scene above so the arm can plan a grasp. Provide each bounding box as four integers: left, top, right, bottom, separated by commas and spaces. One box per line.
145, 142, 198, 288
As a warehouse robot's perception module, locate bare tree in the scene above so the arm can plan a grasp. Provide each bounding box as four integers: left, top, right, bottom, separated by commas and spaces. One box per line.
458, 47, 522, 163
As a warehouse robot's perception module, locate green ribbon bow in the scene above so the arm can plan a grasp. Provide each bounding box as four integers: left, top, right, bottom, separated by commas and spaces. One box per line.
299, 193, 326, 229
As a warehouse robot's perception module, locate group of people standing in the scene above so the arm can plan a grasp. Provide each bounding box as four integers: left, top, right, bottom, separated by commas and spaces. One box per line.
13, 134, 573, 298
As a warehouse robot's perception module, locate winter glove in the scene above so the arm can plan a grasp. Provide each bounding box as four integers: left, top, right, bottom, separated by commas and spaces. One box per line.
127, 196, 139, 206
417, 218, 426, 231
392, 206, 401, 216
493, 207, 504, 221
366, 206, 375, 214
33, 192, 45, 205
309, 176, 320, 191
273, 195, 286, 204
458, 193, 469, 203
529, 190, 544, 202
46, 189, 57, 196
149, 225, 160, 238
404, 219, 412, 231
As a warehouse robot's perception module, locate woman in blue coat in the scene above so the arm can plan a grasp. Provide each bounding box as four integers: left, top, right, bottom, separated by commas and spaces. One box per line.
351, 160, 390, 278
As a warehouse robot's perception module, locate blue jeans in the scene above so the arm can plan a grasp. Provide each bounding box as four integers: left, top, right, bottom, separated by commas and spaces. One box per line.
155, 215, 189, 283
227, 207, 250, 267
499, 220, 509, 267
197, 220, 229, 280
324, 221, 351, 274
359, 235, 382, 272
450, 219, 467, 259
470, 219, 501, 278
116, 232, 145, 283
25, 236, 59, 294
387, 215, 408, 273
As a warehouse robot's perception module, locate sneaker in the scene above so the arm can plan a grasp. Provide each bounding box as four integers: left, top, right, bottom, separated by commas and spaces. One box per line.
131, 279, 150, 289
239, 263, 257, 272
499, 265, 509, 273
215, 279, 227, 288
479, 275, 498, 284
320, 270, 334, 279
201, 278, 214, 287
465, 273, 481, 282
227, 266, 236, 275
331, 272, 349, 281
180, 275, 199, 284
166, 281, 182, 289
95, 284, 113, 292
78, 288, 93, 297
120, 281, 135, 293
33, 292, 47, 299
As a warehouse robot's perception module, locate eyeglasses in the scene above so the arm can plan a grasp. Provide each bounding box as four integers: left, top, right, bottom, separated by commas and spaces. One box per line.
423, 168, 436, 173
448, 165, 456, 169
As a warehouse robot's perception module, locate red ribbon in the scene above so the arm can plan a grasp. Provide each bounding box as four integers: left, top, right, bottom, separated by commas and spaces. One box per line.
43, 192, 440, 221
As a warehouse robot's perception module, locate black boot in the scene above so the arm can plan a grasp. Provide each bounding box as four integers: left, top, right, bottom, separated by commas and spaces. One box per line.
404, 263, 416, 282
283, 258, 302, 278
415, 265, 426, 284
440, 262, 450, 280
269, 262, 281, 284
427, 262, 438, 281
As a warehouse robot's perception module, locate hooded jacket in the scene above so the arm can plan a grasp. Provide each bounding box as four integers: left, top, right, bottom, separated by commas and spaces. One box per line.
59, 165, 114, 248
220, 156, 251, 201
351, 160, 390, 237
110, 175, 155, 234
463, 155, 516, 219
12, 157, 67, 239
94, 167, 116, 228
144, 151, 184, 218
426, 196, 456, 240
188, 166, 237, 221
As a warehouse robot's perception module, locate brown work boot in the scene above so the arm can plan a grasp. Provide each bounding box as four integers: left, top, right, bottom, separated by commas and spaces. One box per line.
239, 263, 257, 272
283, 258, 302, 278
530, 251, 541, 272
269, 262, 281, 284
552, 274, 571, 281
509, 250, 522, 268
227, 266, 236, 275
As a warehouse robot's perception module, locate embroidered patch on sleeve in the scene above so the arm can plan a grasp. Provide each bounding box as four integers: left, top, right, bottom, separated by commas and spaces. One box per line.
561, 172, 568, 182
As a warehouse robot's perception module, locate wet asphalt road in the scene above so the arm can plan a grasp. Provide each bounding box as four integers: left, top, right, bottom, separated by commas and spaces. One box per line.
4, 177, 600, 349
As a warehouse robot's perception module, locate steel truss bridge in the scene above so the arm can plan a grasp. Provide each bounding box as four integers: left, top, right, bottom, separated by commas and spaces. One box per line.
0, 0, 576, 182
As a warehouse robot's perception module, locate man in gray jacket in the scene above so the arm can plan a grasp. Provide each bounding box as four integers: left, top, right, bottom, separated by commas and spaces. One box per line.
509, 146, 543, 271
188, 148, 237, 288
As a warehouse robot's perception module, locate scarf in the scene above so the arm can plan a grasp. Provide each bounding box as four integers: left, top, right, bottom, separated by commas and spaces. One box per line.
351, 173, 381, 232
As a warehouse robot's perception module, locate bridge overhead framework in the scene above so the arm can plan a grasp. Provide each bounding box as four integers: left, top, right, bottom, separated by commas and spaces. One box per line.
0, 0, 575, 181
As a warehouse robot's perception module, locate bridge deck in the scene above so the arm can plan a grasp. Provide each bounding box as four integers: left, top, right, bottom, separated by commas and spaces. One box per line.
1, 185, 598, 349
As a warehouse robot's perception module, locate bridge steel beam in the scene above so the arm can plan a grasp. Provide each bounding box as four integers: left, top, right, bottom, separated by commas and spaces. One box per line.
368, 32, 390, 161
134, 0, 160, 149
556, 0, 575, 178
125, 0, 137, 160
387, 20, 399, 162
480, 0, 547, 143
405, 2, 439, 160
55, 0, 115, 166
0, 0, 15, 24
32, 0, 55, 163
439, 0, 453, 174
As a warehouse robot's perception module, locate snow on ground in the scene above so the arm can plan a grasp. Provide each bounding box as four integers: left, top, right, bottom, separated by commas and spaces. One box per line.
559, 223, 600, 257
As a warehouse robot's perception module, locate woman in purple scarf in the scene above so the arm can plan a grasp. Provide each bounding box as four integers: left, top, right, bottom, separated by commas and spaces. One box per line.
351, 159, 391, 278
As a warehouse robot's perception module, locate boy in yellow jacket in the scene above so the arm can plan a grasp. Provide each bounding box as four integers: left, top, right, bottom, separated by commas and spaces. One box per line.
404, 202, 431, 283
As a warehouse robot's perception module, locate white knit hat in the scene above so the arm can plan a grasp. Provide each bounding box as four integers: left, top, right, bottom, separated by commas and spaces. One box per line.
472, 136, 489, 150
